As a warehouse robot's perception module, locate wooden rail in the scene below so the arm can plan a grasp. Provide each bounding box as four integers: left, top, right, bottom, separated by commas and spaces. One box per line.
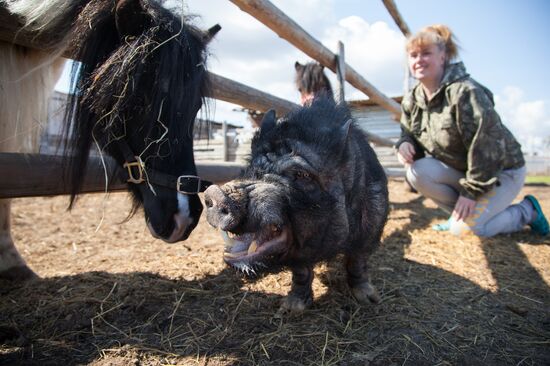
381, 0, 411, 37
0, 153, 245, 199
209, 72, 299, 117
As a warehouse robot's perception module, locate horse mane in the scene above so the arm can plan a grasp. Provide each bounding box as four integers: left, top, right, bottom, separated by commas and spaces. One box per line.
59, 0, 211, 207
295, 61, 334, 101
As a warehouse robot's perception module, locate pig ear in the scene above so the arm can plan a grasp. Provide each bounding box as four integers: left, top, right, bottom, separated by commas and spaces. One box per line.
337, 119, 352, 145
260, 110, 277, 135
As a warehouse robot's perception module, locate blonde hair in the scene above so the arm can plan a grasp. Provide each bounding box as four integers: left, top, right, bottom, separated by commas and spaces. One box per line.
406, 24, 460, 62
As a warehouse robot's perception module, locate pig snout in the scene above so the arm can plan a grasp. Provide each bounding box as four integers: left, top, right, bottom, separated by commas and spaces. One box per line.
204, 184, 244, 231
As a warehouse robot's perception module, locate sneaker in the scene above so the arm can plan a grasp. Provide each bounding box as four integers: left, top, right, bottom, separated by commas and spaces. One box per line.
524, 195, 549, 236
432, 217, 451, 231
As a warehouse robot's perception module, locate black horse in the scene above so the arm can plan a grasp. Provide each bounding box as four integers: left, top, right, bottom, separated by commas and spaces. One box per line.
294, 61, 334, 106
0, 0, 219, 280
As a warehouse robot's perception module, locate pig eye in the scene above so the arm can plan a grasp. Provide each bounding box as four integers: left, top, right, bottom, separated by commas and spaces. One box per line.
284, 168, 315, 185
287, 169, 318, 191
295, 171, 311, 180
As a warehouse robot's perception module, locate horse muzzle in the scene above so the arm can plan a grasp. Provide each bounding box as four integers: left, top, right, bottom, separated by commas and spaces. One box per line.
147, 211, 194, 243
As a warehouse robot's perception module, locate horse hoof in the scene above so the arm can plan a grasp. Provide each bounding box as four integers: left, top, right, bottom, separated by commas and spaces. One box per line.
0, 265, 39, 282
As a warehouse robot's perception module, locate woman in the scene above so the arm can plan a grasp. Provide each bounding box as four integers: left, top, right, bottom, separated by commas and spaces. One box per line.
396, 24, 548, 237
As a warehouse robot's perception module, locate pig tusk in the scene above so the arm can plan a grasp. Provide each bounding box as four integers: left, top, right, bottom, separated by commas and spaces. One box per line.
247, 241, 258, 255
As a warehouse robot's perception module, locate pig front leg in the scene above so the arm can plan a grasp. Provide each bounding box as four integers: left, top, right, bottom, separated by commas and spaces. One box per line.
280, 265, 314, 313
345, 252, 380, 304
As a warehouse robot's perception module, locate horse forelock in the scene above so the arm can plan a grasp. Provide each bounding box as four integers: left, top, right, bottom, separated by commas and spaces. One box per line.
63, 0, 210, 204
295, 62, 333, 98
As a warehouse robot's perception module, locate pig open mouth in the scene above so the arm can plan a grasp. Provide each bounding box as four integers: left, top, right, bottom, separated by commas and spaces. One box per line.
220, 225, 290, 269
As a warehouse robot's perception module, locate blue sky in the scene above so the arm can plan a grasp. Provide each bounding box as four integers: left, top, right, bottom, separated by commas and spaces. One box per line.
382, 0, 550, 102
56, 0, 550, 147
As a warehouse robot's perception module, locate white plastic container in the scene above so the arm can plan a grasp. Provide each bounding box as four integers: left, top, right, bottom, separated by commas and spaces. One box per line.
449, 218, 471, 236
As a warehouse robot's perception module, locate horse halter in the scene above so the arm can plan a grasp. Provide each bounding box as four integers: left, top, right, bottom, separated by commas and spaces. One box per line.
117, 139, 211, 195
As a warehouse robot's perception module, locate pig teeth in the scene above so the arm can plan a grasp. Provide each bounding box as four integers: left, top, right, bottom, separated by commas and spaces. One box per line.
247, 241, 258, 255
221, 231, 235, 247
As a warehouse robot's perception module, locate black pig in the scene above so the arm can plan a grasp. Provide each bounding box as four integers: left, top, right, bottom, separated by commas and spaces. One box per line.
204, 99, 389, 313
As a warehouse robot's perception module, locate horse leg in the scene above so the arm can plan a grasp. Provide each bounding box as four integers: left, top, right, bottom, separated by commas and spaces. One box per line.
0, 199, 37, 281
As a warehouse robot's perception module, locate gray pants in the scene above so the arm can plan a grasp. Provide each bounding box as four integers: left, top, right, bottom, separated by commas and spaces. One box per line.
406, 157, 533, 237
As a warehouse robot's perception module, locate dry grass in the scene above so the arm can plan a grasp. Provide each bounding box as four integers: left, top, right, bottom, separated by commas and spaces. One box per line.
1, 179, 549, 365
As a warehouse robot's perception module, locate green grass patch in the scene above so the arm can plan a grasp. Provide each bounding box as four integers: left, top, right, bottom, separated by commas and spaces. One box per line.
525, 176, 550, 185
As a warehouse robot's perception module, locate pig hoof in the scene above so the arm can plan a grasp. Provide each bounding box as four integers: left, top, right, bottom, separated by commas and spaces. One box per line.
279, 294, 312, 314
351, 283, 381, 304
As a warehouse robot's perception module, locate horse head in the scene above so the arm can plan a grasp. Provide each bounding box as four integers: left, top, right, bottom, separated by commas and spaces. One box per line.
64, 0, 220, 242
294, 61, 334, 106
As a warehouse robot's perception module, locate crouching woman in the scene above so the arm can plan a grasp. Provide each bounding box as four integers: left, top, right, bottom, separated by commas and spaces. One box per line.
395, 24, 548, 237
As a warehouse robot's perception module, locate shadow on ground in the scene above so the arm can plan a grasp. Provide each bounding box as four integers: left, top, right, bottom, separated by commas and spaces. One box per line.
1, 184, 549, 365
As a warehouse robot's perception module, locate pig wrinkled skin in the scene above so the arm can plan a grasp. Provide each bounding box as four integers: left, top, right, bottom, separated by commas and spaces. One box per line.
204, 99, 389, 313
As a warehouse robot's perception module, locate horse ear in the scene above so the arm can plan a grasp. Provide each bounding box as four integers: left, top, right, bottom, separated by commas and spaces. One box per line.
260, 110, 277, 135
115, 0, 149, 38
204, 24, 222, 44
295, 61, 303, 71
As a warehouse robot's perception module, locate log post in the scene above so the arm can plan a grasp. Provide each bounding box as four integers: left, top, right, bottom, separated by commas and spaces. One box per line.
335, 41, 346, 104
222, 121, 228, 162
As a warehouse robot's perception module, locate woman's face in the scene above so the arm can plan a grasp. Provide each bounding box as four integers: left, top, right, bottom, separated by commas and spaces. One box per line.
408, 43, 446, 85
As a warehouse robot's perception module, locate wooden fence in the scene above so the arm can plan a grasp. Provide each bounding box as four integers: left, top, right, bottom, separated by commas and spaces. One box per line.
0, 0, 411, 198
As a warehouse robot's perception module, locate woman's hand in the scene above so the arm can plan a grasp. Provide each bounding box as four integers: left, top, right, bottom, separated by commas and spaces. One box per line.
452, 195, 477, 221
397, 142, 416, 165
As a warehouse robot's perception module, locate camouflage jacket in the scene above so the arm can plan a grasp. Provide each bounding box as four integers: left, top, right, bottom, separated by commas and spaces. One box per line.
396, 62, 525, 199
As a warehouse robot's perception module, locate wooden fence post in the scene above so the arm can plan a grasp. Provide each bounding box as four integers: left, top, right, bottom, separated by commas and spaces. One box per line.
335, 41, 346, 104
222, 121, 228, 162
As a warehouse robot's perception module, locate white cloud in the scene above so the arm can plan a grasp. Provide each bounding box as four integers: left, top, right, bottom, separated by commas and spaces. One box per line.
321, 17, 405, 99
494, 86, 550, 152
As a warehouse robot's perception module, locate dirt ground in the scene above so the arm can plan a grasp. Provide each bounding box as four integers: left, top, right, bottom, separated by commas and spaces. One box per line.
0, 179, 549, 365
